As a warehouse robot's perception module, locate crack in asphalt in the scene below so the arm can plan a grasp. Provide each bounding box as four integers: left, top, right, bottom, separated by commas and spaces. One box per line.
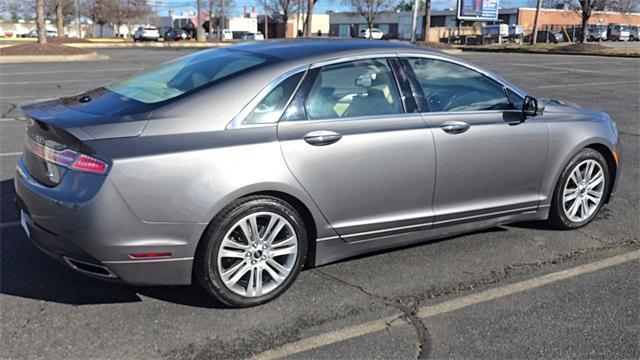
314, 269, 432, 359
1, 103, 17, 119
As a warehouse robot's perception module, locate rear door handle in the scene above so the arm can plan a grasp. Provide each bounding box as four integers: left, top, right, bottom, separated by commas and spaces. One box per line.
303, 130, 342, 146
441, 121, 470, 134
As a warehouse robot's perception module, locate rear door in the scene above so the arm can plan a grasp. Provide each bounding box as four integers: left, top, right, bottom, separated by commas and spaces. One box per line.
401, 56, 548, 225
278, 56, 436, 240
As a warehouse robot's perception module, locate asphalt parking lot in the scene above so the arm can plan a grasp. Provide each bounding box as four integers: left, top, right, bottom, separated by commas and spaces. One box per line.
1, 49, 639, 359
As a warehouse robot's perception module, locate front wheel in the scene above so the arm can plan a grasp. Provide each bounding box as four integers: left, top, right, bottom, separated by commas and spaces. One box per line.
194, 196, 307, 307
549, 148, 610, 229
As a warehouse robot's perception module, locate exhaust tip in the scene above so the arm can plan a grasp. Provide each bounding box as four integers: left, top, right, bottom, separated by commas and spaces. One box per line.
63, 256, 118, 278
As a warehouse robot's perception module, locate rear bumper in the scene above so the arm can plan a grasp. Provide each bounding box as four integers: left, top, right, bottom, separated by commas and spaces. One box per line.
14, 158, 203, 286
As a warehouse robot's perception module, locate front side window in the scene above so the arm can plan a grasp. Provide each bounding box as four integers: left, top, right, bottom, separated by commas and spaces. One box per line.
243, 72, 304, 125
304, 58, 403, 120
405, 58, 514, 112
106, 49, 271, 104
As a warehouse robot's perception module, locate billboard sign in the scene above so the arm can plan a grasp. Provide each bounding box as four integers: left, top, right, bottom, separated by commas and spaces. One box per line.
457, 0, 499, 21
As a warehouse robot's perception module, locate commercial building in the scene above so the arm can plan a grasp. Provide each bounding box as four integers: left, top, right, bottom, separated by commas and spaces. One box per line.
328, 7, 640, 41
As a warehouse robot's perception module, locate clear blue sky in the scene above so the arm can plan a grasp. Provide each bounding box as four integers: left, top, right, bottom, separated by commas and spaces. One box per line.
153, 0, 530, 17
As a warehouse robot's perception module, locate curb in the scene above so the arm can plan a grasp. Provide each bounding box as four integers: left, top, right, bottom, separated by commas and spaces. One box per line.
64, 42, 229, 49
441, 49, 463, 55
458, 47, 639, 58
0, 52, 108, 63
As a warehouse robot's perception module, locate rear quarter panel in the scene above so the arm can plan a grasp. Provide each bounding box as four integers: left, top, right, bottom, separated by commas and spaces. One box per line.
88, 125, 337, 239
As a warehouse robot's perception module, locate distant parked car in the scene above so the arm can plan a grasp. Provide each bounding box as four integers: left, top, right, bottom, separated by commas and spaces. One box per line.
608, 24, 630, 41
243, 32, 264, 41
23, 29, 58, 38
587, 24, 607, 41
359, 28, 384, 40
534, 30, 564, 44
164, 28, 191, 41
133, 26, 160, 42
629, 25, 639, 41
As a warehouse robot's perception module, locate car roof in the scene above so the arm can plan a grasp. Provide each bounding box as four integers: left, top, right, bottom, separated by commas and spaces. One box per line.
225, 39, 435, 65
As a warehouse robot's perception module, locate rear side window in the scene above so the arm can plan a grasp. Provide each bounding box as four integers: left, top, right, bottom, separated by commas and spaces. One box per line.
243, 72, 304, 125
405, 58, 514, 112
106, 49, 270, 104
304, 59, 403, 120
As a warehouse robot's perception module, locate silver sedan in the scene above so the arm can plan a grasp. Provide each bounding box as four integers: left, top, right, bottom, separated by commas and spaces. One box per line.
15, 40, 619, 307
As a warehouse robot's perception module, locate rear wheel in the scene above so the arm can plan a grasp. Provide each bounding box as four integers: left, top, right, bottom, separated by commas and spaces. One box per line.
195, 196, 307, 307
549, 148, 610, 229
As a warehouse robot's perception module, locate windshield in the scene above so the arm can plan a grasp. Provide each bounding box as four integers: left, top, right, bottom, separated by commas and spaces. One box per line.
105, 48, 272, 104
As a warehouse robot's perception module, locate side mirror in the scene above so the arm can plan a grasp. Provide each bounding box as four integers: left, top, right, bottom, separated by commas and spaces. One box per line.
523, 96, 544, 117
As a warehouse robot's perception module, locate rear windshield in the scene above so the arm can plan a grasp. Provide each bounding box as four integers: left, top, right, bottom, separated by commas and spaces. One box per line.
105, 48, 270, 104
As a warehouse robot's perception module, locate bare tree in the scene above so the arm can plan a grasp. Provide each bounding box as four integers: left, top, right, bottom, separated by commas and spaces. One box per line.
423, 0, 431, 41
303, 0, 318, 37
55, 0, 64, 36
265, 0, 298, 37
36, 0, 47, 44
347, 0, 391, 38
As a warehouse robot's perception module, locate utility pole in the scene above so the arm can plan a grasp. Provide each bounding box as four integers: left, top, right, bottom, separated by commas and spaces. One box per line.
531, 0, 542, 45
410, 0, 420, 43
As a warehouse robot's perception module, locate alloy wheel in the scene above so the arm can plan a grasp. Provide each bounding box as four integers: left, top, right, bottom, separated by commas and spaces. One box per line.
562, 159, 605, 223
216, 212, 298, 297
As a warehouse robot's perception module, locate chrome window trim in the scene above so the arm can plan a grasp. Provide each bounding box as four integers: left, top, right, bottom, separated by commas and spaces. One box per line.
227, 65, 309, 129
309, 53, 397, 69
278, 112, 418, 127
396, 51, 528, 99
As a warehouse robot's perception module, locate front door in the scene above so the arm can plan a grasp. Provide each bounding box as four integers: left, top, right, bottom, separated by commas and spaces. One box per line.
402, 57, 549, 224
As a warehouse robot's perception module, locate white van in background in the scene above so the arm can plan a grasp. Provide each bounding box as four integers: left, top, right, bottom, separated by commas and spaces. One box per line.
210, 29, 233, 41
608, 24, 630, 41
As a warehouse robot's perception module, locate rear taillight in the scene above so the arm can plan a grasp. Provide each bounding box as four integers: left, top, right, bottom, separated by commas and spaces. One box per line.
26, 137, 108, 174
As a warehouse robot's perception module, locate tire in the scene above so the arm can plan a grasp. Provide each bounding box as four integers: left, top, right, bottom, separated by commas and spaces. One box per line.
194, 195, 308, 307
549, 148, 610, 230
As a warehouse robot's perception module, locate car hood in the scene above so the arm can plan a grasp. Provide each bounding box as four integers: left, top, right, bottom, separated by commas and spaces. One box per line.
19, 93, 152, 141
543, 99, 610, 120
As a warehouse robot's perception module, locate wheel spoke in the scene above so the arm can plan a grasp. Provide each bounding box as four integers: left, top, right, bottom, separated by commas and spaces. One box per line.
238, 220, 253, 243
271, 236, 296, 249
581, 197, 590, 218
219, 249, 245, 259
568, 198, 581, 218
226, 262, 251, 288
255, 266, 263, 296
246, 267, 256, 296
222, 238, 249, 250
264, 260, 288, 284
588, 172, 604, 189
264, 220, 286, 245
584, 161, 595, 182
563, 190, 578, 203
270, 245, 297, 258
249, 215, 259, 243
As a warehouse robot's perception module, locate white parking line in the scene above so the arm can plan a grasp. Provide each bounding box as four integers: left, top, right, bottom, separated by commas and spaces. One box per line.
253, 250, 640, 360
538, 80, 640, 89
0, 78, 115, 86
0, 152, 22, 158
0, 67, 142, 76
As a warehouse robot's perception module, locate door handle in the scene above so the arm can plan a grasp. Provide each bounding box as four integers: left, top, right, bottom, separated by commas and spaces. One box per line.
441, 121, 470, 134
303, 130, 342, 146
